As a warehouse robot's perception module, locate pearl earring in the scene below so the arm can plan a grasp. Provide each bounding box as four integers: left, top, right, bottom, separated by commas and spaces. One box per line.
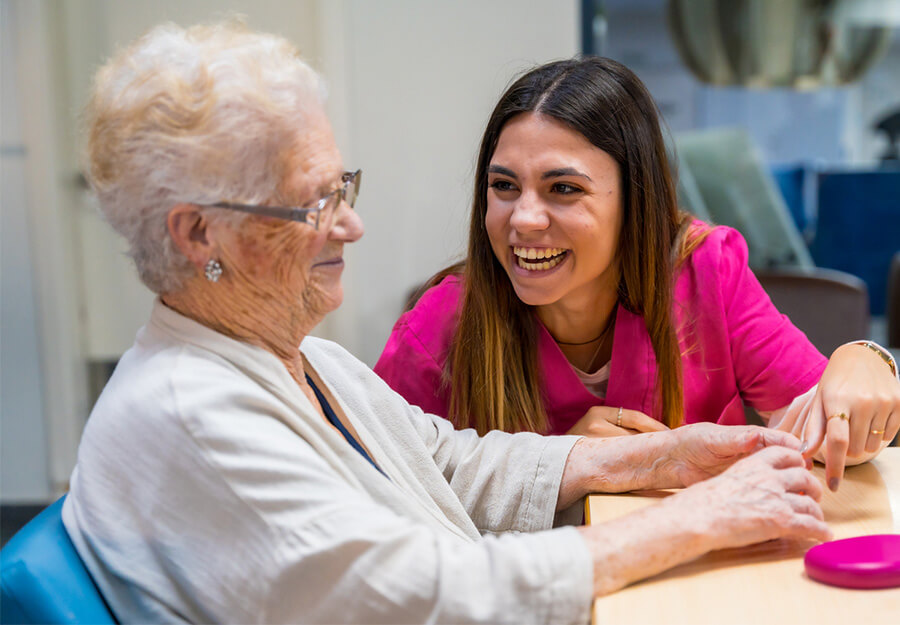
204, 259, 223, 282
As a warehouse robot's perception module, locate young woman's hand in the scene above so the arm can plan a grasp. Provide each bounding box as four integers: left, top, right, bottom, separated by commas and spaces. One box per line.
566, 405, 668, 437
797, 343, 900, 491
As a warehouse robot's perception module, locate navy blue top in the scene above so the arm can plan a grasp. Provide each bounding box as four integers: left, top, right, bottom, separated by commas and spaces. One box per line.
305, 374, 386, 477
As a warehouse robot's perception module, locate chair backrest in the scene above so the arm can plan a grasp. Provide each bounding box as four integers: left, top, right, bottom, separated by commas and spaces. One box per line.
1, 496, 117, 624
676, 128, 814, 269
755, 267, 869, 357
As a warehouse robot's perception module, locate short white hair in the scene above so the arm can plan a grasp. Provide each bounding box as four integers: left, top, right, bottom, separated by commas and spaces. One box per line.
84, 19, 326, 293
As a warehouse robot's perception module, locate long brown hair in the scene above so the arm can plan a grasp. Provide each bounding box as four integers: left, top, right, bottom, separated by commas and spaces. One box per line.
443, 57, 704, 434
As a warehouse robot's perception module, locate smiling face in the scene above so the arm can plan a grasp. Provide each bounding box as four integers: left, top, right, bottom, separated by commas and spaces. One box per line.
485, 112, 623, 315
216, 106, 363, 333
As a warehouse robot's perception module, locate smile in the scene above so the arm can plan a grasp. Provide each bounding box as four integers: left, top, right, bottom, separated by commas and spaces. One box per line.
313, 257, 344, 268
512, 246, 568, 271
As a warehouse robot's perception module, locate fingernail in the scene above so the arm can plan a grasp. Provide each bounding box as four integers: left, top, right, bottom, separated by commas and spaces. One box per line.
828, 477, 840, 492
799, 441, 809, 454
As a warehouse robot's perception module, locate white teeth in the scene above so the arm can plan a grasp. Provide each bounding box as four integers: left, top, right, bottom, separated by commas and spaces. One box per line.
514, 246, 565, 261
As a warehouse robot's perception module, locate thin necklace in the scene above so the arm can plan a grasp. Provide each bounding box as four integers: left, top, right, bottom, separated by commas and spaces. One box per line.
553, 305, 617, 372
556, 334, 606, 346
579, 320, 614, 372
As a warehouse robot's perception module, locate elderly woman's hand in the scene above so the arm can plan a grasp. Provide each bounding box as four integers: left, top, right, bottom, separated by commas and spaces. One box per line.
652, 423, 811, 489
661, 445, 830, 547
556, 423, 806, 507
579, 444, 831, 597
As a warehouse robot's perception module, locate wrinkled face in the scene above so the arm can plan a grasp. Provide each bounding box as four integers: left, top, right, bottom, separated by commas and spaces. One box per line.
485, 112, 623, 312
218, 107, 363, 330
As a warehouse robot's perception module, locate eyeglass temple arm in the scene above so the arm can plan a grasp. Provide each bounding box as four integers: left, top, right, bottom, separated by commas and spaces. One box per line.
210, 202, 313, 223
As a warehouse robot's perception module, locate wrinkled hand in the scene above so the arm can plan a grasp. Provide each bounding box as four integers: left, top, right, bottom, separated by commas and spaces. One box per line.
646, 423, 808, 490
566, 405, 669, 437
776, 344, 900, 490
559, 423, 807, 504
663, 445, 832, 550
578, 444, 831, 597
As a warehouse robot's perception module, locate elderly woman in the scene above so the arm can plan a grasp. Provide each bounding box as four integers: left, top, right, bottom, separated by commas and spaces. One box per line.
63, 22, 830, 624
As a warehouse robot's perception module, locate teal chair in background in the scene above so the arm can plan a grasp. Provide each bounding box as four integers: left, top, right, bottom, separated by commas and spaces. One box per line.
1, 495, 117, 624
676, 127, 814, 269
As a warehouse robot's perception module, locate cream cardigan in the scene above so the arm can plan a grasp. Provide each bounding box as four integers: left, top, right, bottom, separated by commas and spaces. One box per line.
63, 300, 592, 624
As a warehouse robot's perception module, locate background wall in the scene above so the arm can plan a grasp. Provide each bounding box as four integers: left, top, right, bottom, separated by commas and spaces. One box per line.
330, 1, 579, 363
1, 0, 50, 501
600, 0, 900, 165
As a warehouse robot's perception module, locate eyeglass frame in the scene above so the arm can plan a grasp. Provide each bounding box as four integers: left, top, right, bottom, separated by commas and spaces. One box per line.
200, 169, 361, 231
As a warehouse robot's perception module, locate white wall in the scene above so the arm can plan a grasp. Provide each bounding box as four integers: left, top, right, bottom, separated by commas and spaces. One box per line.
1, 0, 51, 502
327, 0, 580, 364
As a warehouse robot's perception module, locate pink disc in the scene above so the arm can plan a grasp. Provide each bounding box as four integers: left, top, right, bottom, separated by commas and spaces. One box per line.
804, 534, 900, 589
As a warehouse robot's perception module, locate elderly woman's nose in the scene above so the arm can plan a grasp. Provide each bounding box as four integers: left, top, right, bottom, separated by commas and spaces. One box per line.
328, 201, 364, 242
509, 194, 550, 232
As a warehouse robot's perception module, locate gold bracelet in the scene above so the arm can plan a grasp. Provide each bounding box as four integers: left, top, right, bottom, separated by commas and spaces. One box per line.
849, 340, 898, 379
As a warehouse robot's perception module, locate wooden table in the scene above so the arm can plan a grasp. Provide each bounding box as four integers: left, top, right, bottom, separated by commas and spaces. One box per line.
586, 448, 900, 625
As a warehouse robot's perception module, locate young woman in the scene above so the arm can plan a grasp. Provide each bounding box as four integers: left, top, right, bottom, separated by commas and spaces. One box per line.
375, 57, 900, 491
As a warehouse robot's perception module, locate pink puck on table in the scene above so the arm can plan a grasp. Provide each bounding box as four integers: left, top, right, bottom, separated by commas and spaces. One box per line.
804, 534, 900, 589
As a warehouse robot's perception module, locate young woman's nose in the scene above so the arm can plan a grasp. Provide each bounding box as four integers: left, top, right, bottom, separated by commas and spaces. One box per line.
508, 193, 550, 232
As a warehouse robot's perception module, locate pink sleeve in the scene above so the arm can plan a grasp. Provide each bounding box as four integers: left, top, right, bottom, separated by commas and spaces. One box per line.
374, 277, 466, 418
717, 229, 828, 412
374, 317, 452, 418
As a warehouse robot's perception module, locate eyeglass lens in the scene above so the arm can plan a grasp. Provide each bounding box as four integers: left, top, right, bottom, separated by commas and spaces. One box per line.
316, 171, 361, 231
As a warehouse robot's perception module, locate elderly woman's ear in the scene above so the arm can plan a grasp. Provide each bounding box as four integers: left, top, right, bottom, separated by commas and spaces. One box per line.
167, 203, 219, 272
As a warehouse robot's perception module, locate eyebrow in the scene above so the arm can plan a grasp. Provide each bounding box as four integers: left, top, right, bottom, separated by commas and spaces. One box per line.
488, 165, 518, 178
487, 164, 592, 182
542, 167, 592, 181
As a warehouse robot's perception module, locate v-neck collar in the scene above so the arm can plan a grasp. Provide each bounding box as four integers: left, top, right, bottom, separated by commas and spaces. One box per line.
536, 304, 656, 432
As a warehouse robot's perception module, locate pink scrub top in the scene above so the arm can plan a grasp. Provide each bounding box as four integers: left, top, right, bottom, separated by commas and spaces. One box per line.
375, 225, 827, 434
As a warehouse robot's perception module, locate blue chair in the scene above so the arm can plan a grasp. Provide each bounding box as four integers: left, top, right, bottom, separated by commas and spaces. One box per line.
1, 495, 117, 624
811, 170, 900, 316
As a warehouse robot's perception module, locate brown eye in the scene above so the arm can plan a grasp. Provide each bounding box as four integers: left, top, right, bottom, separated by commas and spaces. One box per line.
489, 179, 517, 193
551, 182, 582, 195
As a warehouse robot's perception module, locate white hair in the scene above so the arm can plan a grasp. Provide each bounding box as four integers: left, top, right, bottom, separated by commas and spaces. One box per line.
84, 19, 326, 293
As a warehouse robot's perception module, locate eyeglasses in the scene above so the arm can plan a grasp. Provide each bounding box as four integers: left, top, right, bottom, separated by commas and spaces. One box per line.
203, 169, 361, 231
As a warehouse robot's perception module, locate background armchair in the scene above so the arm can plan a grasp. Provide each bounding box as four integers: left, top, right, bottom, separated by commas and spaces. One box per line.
754, 267, 870, 357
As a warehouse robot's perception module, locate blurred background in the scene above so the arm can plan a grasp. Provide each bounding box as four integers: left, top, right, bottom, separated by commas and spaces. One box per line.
2, 0, 898, 537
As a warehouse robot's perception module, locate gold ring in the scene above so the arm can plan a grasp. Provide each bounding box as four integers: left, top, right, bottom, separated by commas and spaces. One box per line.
828, 412, 850, 422
871, 429, 885, 435
616, 406, 623, 428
